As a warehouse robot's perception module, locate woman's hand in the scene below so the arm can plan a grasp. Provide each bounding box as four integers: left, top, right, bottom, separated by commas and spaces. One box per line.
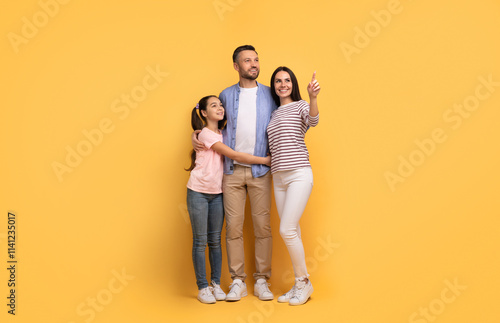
307, 71, 321, 99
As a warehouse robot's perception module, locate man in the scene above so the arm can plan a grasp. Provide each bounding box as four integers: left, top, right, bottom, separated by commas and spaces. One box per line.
192, 45, 277, 301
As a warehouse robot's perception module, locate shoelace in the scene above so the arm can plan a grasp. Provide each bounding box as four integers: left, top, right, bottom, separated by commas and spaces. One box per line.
211, 282, 223, 294
284, 285, 296, 298
202, 287, 213, 297
229, 281, 241, 291
292, 281, 307, 298
257, 281, 271, 293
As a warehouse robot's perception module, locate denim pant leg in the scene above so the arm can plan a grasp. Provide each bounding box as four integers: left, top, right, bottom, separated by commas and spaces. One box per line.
207, 193, 224, 285
187, 189, 209, 290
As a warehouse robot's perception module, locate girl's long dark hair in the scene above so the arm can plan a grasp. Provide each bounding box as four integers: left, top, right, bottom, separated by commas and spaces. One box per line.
185, 95, 226, 171
270, 66, 302, 107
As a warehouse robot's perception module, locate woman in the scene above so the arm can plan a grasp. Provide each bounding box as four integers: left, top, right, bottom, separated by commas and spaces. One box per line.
267, 67, 320, 305
185, 95, 270, 304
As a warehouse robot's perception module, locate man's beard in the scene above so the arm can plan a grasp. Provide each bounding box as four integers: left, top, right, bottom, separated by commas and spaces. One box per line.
241, 69, 259, 80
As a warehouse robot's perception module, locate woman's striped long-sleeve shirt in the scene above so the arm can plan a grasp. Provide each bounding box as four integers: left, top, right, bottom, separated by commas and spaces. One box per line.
266, 100, 319, 173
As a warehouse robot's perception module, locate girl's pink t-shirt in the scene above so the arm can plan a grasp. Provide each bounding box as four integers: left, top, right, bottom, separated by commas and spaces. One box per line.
187, 128, 223, 194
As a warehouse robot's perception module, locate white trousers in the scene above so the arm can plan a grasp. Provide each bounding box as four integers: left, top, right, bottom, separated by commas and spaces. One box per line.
272, 167, 313, 279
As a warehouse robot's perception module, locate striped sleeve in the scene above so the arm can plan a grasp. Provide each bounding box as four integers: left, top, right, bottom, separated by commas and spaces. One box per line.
297, 100, 319, 127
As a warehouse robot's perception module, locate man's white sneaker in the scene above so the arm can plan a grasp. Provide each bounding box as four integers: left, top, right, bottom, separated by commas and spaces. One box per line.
254, 278, 274, 301
210, 281, 226, 301
277, 285, 296, 303
289, 278, 313, 306
197, 287, 216, 304
225, 279, 247, 301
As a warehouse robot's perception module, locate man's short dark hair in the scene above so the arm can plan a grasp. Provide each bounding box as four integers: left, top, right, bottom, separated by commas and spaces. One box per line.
232, 45, 258, 63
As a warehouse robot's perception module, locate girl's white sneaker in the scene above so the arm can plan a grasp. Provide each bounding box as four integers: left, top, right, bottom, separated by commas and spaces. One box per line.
210, 282, 226, 301
197, 287, 216, 304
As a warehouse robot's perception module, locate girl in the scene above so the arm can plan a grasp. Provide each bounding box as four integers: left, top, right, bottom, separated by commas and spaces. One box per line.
267, 67, 321, 306
185, 95, 270, 304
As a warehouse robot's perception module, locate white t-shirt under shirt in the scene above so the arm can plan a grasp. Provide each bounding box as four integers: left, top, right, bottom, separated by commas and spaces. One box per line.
234, 86, 258, 166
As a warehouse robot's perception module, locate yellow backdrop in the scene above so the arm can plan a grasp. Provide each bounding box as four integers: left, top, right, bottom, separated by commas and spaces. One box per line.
1, 0, 499, 322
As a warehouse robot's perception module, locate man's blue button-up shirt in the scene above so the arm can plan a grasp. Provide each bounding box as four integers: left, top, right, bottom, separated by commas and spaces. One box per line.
219, 82, 278, 178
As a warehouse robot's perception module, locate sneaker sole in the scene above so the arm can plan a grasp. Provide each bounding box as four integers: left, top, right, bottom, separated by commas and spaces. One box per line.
197, 297, 216, 304
225, 290, 247, 301
254, 291, 274, 301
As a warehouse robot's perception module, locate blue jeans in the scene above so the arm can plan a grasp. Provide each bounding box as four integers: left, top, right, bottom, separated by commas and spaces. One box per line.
187, 188, 224, 289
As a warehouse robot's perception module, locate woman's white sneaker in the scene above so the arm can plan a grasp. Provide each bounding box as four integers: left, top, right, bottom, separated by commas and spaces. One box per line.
197, 287, 216, 304
289, 278, 313, 306
277, 285, 296, 303
225, 279, 247, 301
210, 282, 226, 301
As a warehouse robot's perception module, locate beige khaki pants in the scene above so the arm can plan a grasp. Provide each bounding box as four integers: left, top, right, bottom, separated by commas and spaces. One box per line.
223, 165, 272, 282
